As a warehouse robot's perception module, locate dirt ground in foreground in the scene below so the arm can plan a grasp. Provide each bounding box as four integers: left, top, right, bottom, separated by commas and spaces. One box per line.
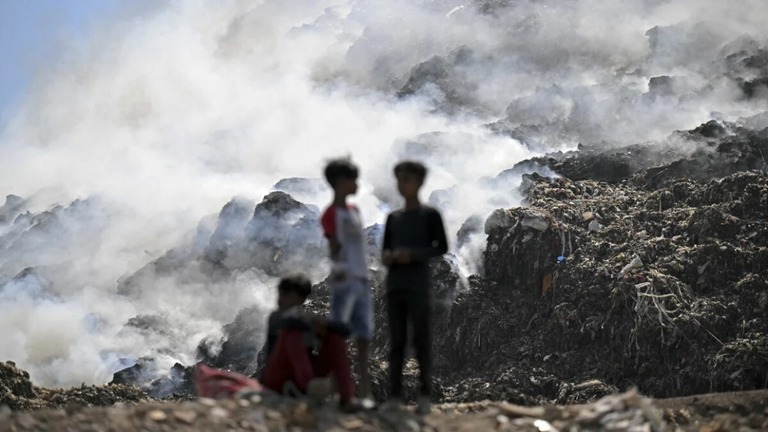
1, 389, 766, 432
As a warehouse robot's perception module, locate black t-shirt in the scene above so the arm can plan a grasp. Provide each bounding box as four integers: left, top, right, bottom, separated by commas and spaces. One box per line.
382, 205, 448, 290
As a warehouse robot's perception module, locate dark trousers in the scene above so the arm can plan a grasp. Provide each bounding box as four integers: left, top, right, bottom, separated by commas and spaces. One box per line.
387, 288, 431, 397
261, 329, 355, 402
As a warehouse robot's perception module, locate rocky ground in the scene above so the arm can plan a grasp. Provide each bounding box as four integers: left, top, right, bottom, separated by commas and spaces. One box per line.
2, 368, 767, 432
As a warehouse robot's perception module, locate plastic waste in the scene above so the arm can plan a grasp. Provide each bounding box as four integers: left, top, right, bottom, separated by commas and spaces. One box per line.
588, 219, 602, 232
618, 254, 643, 279
521, 215, 549, 232
534, 419, 558, 432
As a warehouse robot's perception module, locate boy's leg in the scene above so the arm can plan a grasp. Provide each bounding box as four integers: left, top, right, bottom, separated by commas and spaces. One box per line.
261, 329, 316, 394
329, 280, 355, 323
349, 279, 374, 398
409, 289, 432, 397
355, 339, 370, 398
386, 289, 408, 399
313, 333, 355, 403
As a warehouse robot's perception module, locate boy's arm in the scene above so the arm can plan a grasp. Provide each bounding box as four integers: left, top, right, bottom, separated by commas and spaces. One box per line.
402, 209, 448, 262
328, 236, 342, 260
264, 311, 281, 359
381, 215, 395, 267
322, 207, 347, 278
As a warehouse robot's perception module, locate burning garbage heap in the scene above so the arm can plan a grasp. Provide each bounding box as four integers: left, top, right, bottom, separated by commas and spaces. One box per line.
6, 119, 766, 409
434, 168, 768, 403
106, 133, 768, 406
0, 361, 147, 410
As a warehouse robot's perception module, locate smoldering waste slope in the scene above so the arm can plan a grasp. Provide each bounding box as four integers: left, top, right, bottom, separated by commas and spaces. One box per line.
2, 120, 767, 409
93, 122, 766, 407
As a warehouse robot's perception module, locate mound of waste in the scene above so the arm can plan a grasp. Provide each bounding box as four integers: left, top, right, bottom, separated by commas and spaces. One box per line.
110, 165, 767, 408
117, 189, 326, 298
1, 361, 147, 410
436, 169, 768, 402
507, 121, 768, 186
99, 116, 768, 407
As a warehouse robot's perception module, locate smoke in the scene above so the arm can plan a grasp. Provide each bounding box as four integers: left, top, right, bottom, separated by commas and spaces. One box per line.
0, 0, 767, 387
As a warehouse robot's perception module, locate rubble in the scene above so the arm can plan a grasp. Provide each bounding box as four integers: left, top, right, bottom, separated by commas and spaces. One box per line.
0, 362, 36, 410
117, 190, 327, 297
109, 165, 768, 409
499, 120, 768, 190
103, 140, 768, 416
2, 380, 766, 431
1, 361, 147, 411
468, 169, 768, 401
197, 305, 264, 376
397, 46, 478, 114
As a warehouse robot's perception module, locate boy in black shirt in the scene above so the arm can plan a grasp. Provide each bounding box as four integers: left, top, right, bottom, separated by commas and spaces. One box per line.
381, 161, 448, 414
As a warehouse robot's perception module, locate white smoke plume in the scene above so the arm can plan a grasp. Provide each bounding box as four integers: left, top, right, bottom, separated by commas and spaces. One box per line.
0, 0, 767, 387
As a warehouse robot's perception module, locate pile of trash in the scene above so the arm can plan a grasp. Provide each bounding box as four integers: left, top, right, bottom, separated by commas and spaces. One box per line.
117, 190, 327, 298
512, 120, 768, 188
447, 168, 768, 400
98, 116, 768, 407
110, 167, 767, 406
1, 361, 147, 410
0, 362, 35, 410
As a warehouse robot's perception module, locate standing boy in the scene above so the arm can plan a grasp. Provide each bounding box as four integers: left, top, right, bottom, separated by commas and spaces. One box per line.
381, 161, 448, 414
320, 159, 373, 404
261, 274, 357, 410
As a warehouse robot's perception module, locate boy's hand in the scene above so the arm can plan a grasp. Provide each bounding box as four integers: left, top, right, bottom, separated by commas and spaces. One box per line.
382, 250, 394, 266
330, 263, 348, 281
331, 269, 347, 281
312, 316, 328, 337
394, 248, 412, 264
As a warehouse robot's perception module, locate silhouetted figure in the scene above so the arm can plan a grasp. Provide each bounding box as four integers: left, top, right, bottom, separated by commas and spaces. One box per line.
381, 161, 448, 415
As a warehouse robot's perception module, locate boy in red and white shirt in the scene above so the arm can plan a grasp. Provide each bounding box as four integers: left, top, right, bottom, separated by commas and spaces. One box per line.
321, 158, 373, 406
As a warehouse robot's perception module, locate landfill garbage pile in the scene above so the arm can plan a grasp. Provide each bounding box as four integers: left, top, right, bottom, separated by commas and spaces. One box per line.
117, 189, 327, 298
109, 130, 768, 405
196, 305, 264, 377
444, 168, 768, 402
507, 121, 768, 187
0, 361, 147, 411
111, 359, 195, 400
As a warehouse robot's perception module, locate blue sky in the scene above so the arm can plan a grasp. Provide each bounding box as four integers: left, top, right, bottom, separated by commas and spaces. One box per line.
0, 0, 126, 127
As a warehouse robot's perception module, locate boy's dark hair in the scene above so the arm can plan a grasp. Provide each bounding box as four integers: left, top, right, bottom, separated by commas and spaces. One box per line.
394, 160, 428, 183
278, 274, 312, 299
324, 158, 359, 187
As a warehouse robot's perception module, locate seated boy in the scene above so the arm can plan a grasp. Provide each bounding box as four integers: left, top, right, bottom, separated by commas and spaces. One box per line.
260, 274, 358, 410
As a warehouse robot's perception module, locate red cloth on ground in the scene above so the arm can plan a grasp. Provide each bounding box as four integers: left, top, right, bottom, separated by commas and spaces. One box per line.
261, 328, 354, 402
194, 363, 262, 399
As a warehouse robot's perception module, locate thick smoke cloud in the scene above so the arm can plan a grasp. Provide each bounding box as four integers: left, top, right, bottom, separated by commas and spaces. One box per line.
0, 0, 766, 386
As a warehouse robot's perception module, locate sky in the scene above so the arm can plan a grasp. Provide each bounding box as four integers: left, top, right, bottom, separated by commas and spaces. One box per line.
0, 0, 126, 127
